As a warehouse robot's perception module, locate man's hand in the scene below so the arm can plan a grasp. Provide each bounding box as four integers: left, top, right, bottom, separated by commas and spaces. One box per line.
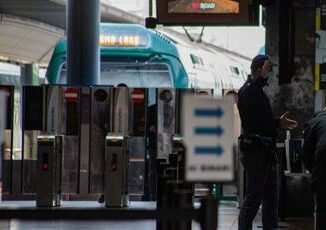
279, 111, 298, 129
261, 60, 271, 79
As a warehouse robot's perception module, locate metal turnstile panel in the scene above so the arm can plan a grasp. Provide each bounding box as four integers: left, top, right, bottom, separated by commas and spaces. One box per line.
90, 87, 111, 193
157, 89, 175, 160
36, 135, 62, 207
105, 135, 129, 207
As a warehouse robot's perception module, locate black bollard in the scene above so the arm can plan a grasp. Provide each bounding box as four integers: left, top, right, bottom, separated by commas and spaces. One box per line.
198, 196, 218, 230
169, 153, 179, 168
171, 182, 194, 230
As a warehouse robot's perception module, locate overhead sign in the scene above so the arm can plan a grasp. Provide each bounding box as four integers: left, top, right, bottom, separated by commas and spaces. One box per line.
156, 0, 253, 26
182, 95, 234, 182
100, 25, 151, 48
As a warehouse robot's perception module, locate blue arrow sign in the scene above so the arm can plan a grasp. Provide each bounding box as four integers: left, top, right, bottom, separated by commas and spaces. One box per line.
194, 108, 224, 118
195, 146, 224, 157
195, 127, 224, 136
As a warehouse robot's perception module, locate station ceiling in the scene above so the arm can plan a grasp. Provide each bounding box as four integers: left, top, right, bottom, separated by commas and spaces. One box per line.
0, 0, 143, 66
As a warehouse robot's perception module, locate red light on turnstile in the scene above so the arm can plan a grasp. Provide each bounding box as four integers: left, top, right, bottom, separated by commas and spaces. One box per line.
42, 152, 49, 171
111, 154, 117, 172
42, 163, 49, 171
111, 162, 117, 171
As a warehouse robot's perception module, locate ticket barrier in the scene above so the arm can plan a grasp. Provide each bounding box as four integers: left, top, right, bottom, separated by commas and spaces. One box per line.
36, 135, 63, 207
104, 134, 129, 207
157, 137, 193, 230
285, 138, 304, 173
282, 137, 314, 217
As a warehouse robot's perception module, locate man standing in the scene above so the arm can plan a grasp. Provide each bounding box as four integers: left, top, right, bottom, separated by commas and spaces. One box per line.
303, 109, 326, 230
237, 55, 298, 230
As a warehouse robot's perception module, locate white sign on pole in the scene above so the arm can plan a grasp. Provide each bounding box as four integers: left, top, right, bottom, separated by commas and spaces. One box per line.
182, 95, 234, 182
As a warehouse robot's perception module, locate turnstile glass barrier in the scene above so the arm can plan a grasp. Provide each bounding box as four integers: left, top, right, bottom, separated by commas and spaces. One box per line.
22, 86, 43, 194
2, 86, 226, 203
1, 85, 22, 197
36, 135, 63, 207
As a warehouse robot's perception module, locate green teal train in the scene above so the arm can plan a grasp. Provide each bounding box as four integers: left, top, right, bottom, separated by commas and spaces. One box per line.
46, 23, 250, 95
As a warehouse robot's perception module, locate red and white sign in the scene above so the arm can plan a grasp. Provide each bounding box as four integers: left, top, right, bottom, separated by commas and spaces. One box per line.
64, 88, 79, 103
131, 89, 145, 104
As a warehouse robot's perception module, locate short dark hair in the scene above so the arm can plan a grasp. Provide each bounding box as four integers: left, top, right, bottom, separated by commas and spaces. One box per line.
117, 83, 128, 87
250, 54, 270, 73
225, 90, 237, 96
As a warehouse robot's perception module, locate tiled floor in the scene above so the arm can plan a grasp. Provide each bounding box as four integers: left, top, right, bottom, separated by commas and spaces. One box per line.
0, 201, 314, 230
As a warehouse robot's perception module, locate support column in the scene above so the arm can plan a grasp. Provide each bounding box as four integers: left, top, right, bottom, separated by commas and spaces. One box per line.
67, 0, 100, 85
278, 0, 295, 84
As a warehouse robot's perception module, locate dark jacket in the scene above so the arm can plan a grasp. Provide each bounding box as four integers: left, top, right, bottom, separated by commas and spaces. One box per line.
147, 103, 157, 150
303, 111, 326, 189
237, 76, 279, 140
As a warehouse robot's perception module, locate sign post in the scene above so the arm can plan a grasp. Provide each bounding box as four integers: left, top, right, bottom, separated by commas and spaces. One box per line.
182, 95, 234, 182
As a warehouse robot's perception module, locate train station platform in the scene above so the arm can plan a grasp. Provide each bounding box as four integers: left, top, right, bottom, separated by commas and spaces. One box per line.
0, 201, 313, 230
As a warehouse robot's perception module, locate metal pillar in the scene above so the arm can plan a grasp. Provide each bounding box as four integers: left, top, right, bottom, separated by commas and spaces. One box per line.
67, 0, 100, 85
278, 0, 295, 84
20, 64, 39, 86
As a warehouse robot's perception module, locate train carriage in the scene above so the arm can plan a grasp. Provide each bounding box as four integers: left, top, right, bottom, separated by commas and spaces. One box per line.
46, 23, 248, 94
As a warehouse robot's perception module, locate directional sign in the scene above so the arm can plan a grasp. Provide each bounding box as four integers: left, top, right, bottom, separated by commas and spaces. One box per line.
195, 146, 224, 156
182, 95, 234, 182
195, 127, 224, 136
194, 108, 224, 117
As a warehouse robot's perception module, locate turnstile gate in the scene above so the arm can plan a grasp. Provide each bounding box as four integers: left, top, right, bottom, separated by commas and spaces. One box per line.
105, 135, 129, 207
36, 135, 63, 207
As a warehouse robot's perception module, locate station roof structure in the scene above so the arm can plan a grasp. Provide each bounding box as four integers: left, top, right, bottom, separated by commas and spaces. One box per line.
0, 0, 144, 66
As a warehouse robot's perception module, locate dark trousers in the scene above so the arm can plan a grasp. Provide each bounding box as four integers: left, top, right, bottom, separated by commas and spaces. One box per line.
238, 149, 278, 230
314, 183, 326, 230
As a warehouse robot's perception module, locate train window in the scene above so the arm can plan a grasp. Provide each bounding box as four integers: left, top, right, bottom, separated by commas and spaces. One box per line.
190, 54, 204, 65
100, 62, 173, 87
241, 71, 247, 80
190, 55, 198, 64
229, 66, 240, 76
233, 67, 240, 75
199, 57, 204, 65
58, 63, 67, 84
57, 62, 173, 87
